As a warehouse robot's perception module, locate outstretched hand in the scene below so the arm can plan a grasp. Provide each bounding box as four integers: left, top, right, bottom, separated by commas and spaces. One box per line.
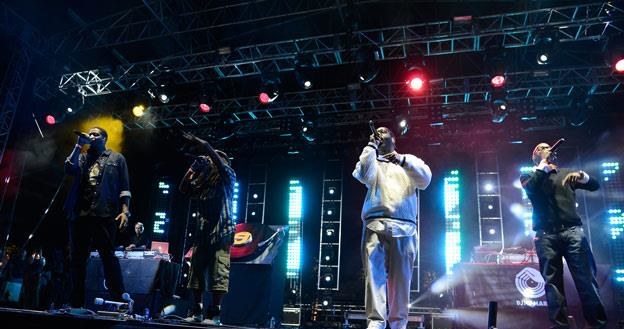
182, 131, 208, 145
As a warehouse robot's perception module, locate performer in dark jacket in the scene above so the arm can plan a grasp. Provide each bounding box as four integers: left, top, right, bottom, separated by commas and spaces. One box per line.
64, 127, 131, 307
520, 142, 606, 329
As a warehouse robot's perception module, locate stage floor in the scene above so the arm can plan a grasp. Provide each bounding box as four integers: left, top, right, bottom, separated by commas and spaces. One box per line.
0, 307, 262, 329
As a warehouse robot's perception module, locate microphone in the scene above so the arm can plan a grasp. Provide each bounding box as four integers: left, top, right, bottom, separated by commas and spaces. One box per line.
369, 120, 376, 134
369, 120, 380, 140
73, 130, 89, 139
549, 138, 565, 152
94, 292, 134, 313
94, 297, 128, 309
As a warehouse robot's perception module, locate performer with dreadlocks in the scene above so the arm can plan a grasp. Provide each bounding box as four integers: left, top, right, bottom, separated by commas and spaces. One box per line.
179, 132, 236, 325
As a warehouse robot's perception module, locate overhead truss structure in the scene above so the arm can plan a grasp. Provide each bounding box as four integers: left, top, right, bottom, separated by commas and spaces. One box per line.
119, 65, 623, 130
34, 1, 624, 99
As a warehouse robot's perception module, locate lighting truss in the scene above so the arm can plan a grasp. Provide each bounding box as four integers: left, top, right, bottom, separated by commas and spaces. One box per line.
34, 2, 624, 98
113, 65, 623, 130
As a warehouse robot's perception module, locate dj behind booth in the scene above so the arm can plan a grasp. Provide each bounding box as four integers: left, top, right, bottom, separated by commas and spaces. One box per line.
85, 240, 179, 316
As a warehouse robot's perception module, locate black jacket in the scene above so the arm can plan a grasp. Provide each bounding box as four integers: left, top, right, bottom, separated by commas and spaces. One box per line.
64, 149, 131, 219
520, 167, 599, 231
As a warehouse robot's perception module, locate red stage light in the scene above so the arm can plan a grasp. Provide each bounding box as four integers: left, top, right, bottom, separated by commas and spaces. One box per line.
407, 76, 424, 91
45, 115, 56, 125
615, 58, 624, 73
199, 103, 211, 113
490, 75, 506, 88
258, 92, 271, 104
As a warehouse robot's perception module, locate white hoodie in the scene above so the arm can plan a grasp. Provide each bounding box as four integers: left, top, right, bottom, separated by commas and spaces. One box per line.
353, 142, 432, 223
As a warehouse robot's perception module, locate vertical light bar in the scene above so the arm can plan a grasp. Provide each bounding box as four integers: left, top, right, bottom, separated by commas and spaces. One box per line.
444, 170, 461, 275
601, 161, 624, 284
152, 180, 171, 238
232, 182, 240, 222
287, 179, 303, 278
520, 166, 534, 236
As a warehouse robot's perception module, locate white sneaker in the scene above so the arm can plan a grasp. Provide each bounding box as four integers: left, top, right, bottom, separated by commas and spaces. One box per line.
201, 316, 221, 326
184, 314, 203, 322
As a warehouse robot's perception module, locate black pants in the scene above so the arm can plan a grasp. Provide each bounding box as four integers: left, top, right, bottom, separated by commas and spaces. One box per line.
69, 216, 125, 307
534, 225, 607, 329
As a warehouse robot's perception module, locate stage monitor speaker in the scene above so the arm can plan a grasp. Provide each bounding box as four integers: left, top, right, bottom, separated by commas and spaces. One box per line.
282, 307, 301, 326
431, 314, 455, 329
85, 258, 161, 312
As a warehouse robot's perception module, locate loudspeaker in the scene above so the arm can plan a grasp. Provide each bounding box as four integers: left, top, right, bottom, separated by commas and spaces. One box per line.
220, 262, 285, 326
85, 258, 162, 312
431, 314, 455, 329
487, 301, 497, 328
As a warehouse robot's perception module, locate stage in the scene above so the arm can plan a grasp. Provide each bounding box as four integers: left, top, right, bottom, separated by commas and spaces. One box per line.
0, 307, 259, 329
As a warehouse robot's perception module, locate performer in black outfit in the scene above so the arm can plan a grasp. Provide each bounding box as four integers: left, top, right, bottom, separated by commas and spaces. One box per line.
520, 142, 606, 329
64, 127, 131, 307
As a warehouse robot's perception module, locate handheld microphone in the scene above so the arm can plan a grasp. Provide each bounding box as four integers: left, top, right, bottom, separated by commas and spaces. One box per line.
94, 297, 128, 309
73, 130, 89, 139
369, 120, 380, 140
549, 138, 565, 152
94, 292, 134, 313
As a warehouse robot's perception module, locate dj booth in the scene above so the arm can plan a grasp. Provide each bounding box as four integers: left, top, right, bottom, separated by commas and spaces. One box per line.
85, 252, 179, 314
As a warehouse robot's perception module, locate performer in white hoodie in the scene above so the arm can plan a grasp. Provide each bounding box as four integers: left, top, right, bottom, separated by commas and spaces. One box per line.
353, 126, 432, 329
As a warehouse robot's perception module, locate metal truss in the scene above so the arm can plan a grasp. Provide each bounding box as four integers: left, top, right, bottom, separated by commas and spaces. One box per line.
49, 0, 368, 54
35, 1, 624, 98
117, 64, 622, 130
0, 2, 51, 56
0, 50, 31, 165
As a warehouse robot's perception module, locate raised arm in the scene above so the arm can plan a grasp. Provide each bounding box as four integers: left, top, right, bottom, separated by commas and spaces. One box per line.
352, 139, 380, 186
64, 135, 89, 175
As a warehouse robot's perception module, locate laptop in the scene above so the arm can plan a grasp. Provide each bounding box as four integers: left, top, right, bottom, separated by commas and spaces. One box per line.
151, 241, 170, 254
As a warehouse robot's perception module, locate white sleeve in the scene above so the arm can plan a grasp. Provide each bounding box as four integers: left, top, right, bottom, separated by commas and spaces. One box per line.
352, 143, 379, 186
402, 154, 432, 190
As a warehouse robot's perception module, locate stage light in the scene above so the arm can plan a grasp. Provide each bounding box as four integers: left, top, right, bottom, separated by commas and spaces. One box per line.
198, 80, 216, 113
489, 83, 508, 124
199, 103, 211, 113
148, 65, 176, 104
490, 75, 505, 88
615, 58, 624, 73
324, 274, 333, 282
299, 119, 316, 143
537, 53, 550, 65
355, 46, 380, 84
132, 105, 146, 117
45, 115, 56, 125
395, 110, 410, 135
325, 229, 334, 237
328, 187, 335, 195
488, 228, 496, 235
253, 193, 258, 199
295, 53, 315, 89
484, 183, 494, 192
534, 28, 558, 65
322, 299, 330, 306
405, 66, 426, 92
64, 89, 85, 114
490, 99, 508, 123
258, 77, 280, 104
